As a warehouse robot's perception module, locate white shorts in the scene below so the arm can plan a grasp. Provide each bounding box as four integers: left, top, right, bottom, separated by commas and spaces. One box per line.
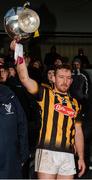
35, 149, 76, 176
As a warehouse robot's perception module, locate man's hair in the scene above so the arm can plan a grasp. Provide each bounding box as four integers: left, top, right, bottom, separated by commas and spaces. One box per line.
46, 65, 55, 73
54, 63, 72, 75
72, 57, 81, 65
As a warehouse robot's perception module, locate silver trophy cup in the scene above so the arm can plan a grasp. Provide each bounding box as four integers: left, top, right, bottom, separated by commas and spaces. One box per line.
4, 2, 40, 40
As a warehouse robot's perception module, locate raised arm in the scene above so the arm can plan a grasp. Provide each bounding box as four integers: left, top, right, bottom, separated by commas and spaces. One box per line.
10, 40, 38, 94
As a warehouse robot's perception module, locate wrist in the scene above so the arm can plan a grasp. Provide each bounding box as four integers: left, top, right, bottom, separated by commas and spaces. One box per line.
78, 155, 84, 160
17, 56, 24, 64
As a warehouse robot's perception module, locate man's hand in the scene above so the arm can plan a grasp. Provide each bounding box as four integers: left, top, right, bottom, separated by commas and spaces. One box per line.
10, 40, 23, 64
10, 36, 22, 51
10, 40, 16, 51
78, 158, 86, 177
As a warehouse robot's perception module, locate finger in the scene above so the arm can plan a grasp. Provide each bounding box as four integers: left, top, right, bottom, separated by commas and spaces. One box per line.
10, 40, 16, 50
78, 162, 81, 170
78, 166, 85, 177
78, 170, 83, 177
14, 35, 21, 42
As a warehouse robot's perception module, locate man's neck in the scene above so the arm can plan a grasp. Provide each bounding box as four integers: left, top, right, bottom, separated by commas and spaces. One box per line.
54, 88, 68, 95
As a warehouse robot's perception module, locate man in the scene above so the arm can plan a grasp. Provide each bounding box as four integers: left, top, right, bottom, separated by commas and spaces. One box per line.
0, 64, 9, 82
70, 57, 90, 104
73, 48, 90, 69
10, 40, 86, 179
0, 53, 5, 66
0, 84, 29, 179
70, 55, 91, 176
44, 46, 62, 68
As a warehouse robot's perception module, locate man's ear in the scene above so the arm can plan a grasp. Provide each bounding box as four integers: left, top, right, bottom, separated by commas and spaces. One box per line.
70, 78, 73, 85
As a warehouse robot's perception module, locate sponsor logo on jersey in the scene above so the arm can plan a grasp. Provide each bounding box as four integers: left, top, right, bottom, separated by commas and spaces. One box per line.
54, 103, 75, 118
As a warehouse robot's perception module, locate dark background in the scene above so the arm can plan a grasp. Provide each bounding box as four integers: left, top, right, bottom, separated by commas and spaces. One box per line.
0, 1, 92, 179
0, 0, 92, 33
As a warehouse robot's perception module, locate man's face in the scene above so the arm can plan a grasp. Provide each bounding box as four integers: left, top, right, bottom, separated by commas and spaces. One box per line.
9, 67, 16, 77
0, 58, 4, 65
54, 59, 62, 66
0, 68, 9, 82
73, 62, 81, 69
54, 69, 73, 93
47, 70, 54, 83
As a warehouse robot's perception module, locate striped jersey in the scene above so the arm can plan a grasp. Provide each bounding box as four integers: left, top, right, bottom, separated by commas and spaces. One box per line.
36, 86, 81, 154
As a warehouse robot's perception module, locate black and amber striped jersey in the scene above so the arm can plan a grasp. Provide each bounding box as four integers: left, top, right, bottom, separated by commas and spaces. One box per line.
36, 86, 82, 153
41, 82, 54, 90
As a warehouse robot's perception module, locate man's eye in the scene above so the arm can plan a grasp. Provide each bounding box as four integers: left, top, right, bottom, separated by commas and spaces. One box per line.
68, 78, 71, 80
59, 76, 63, 78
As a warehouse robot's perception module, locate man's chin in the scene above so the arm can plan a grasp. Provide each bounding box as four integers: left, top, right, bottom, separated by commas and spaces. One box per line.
59, 89, 68, 94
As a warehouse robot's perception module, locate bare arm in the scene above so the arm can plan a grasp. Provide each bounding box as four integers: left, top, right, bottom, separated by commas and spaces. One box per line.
75, 124, 86, 177
16, 59, 38, 94
10, 40, 38, 94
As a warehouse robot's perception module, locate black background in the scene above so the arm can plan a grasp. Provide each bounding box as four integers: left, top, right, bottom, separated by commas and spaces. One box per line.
0, 0, 92, 33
